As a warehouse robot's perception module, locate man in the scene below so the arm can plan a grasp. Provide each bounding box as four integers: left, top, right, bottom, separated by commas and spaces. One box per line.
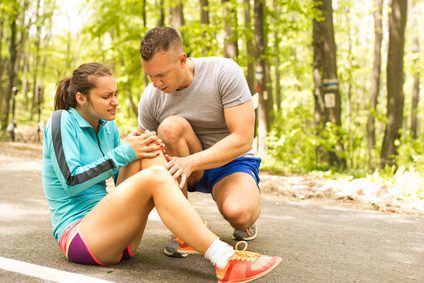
138, 27, 261, 258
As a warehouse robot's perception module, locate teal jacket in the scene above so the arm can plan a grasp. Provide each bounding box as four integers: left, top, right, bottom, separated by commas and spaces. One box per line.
42, 108, 136, 240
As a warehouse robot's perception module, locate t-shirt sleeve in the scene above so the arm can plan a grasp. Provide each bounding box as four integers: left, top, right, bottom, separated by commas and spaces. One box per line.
217, 59, 252, 108
137, 85, 160, 131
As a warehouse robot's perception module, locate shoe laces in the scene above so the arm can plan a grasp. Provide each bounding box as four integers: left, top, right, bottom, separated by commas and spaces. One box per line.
232, 241, 260, 262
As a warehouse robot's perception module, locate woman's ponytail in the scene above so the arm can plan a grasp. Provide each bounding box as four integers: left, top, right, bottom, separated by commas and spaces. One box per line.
54, 77, 72, 110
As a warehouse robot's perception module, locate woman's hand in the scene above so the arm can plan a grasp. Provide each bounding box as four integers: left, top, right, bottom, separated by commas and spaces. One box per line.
125, 130, 164, 159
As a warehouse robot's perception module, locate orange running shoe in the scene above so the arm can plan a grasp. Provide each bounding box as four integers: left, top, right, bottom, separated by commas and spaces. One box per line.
163, 234, 199, 257
215, 241, 282, 283
175, 235, 199, 255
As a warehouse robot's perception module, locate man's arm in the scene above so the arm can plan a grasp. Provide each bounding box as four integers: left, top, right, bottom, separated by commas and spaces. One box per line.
193, 99, 255, 168
167, 100, 255, 187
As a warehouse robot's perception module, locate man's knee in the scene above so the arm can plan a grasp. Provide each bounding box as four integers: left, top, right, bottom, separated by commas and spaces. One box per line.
157, 116, 190, 144
221, 202, 258, 229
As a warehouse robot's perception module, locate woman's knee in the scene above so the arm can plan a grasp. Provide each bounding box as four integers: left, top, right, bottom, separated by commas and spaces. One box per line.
157, 116, 190, 144
133, 166, 173, 188
135, 165, 169, 180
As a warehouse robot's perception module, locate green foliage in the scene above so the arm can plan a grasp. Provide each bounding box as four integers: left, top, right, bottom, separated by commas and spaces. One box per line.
397, 131, 424, 174
1, 0, 423, 191
264, 94, 317, 173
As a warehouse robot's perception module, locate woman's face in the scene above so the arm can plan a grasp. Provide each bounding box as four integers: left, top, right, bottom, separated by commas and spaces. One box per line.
85, 76, 119, 122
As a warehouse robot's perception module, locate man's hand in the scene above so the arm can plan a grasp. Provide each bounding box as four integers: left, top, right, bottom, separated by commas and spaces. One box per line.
165, 155, 196, 189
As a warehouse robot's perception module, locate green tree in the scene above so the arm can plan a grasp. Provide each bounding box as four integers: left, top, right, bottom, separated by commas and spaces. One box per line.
380, 0, 408, 168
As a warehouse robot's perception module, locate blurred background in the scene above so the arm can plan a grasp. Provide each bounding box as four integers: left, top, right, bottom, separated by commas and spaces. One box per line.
0, 0, 423, 187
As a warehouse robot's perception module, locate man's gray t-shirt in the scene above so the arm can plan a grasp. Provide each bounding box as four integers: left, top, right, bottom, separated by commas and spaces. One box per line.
138, 57, 254, 156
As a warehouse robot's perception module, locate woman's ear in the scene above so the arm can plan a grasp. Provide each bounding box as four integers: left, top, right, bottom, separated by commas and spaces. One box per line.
75, 92, 86, 105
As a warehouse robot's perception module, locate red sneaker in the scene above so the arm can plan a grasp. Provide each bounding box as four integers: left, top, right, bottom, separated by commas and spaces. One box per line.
215, 241, 282, 283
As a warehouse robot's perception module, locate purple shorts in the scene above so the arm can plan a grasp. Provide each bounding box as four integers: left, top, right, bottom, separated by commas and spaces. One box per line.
59, 219, 134, 265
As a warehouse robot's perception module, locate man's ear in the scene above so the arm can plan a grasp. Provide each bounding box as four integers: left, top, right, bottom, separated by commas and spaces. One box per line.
179, 52, 187, 66
75, 92, 86, 105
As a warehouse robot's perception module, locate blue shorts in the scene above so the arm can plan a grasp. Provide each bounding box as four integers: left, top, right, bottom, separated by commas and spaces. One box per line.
188, 156, 261, 193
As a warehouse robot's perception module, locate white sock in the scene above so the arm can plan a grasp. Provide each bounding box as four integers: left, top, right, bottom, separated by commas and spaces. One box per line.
204, 239, 235, 269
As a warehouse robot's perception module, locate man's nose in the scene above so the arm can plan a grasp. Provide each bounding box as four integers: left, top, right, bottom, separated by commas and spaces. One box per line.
152, 77, 163, 88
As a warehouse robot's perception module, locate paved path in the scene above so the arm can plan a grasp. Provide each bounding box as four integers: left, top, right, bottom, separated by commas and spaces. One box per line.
0, 149, 423, 282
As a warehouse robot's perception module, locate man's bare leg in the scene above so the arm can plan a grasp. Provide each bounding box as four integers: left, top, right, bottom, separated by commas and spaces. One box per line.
212, 172, 260, 240
157, 115, 203, 193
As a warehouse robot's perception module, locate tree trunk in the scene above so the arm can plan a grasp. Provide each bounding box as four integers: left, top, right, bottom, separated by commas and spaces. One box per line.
265, 61, 274, 126
410, 6, 420, 139
21, 49, 30, 111
157, 0, 165, 26
17, 0, 30, 113
200, 0, 209, 25
366, 0, 383, 162
222, 0, 238, 58
170, 1, 184, 36
254, 0, 268, 157
142, 0, 147, 27
380, 0, 407, 168
274, 31, 281, 111
244, 0, 255, 94
0, 19, 4, 117
127, 94, 139, 119
312, 0, 346, 168
312, 12, 325, 164
31, 0, 42, 120
272, 0, 281, 111
2, 15, 18, 133
39, 9, 53, 125
142, 0, 149, 87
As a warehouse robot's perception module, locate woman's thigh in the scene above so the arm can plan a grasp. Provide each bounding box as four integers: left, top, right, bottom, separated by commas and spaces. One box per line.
79, 169, 163, 264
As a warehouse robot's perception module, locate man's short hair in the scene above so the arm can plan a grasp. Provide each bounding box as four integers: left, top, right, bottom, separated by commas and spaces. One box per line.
140, 27, 183, 61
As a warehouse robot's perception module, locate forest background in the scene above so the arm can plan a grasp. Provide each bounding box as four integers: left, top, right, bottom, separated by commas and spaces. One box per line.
0, 0, 423, 201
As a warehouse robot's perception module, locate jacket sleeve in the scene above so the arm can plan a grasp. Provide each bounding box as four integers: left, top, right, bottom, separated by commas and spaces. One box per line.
112, 126, 123, 185
49, 110, 136, 196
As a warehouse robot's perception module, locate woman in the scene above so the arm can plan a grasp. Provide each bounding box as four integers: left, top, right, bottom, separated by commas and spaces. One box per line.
42, 62, 281, 282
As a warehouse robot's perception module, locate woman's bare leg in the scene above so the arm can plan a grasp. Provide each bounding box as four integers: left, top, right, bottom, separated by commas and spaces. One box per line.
113, 152, 172, 253
80, 153, 217, 264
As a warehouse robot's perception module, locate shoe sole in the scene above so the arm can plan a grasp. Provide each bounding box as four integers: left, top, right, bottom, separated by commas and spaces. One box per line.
163, 247, 189, 258
176, 248, 200, 255
217, 256, 282, 283
232, 229, 258, 241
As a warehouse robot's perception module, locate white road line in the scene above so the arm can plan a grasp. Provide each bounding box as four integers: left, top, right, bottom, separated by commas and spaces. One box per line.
0, 256, 114, 283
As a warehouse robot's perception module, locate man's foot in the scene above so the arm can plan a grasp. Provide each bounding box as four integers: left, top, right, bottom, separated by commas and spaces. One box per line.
163, 234, 199, 258
215, 241, 282, 283
232, 223, 257, 241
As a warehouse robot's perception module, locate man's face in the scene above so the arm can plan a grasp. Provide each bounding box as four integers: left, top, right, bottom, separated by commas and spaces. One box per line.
142, 51, 186, 93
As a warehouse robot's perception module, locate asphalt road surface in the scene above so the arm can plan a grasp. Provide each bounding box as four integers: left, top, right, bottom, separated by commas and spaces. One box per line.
0, 147, 423, 282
